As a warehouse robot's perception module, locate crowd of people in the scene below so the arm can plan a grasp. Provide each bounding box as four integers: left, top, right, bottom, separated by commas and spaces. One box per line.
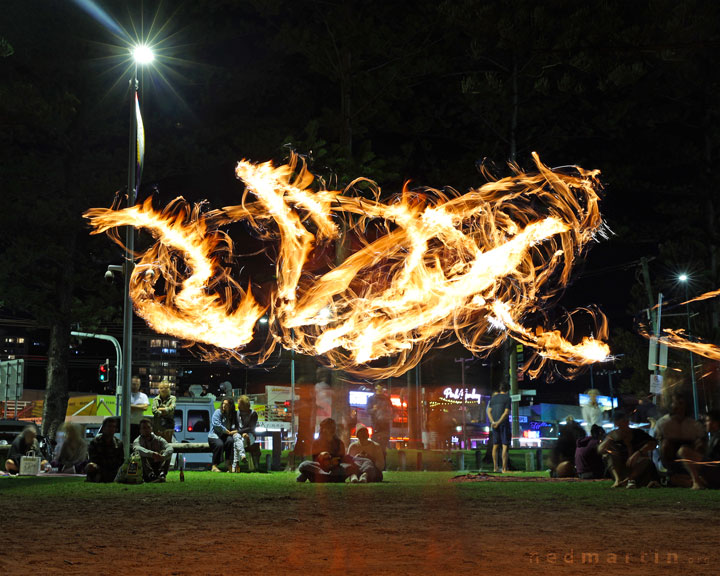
550, 389, 720, 490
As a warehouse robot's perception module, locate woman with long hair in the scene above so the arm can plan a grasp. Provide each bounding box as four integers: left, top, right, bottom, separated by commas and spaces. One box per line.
53, 422, 89, 473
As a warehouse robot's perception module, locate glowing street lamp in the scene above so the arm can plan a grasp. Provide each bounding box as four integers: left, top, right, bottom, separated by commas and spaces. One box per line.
678, 274, 699, 419
120, 43, 155, 457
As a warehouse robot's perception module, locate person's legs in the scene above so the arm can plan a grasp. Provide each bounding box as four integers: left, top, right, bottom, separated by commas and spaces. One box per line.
4, 458, 18, 474
502, 444, 509, 473
232, 434, 246, 470
297, 460, 326, 482
222, 435, 235, 469
628, 455, 658, 487
354, 457, 383, 482
492, 444, 500, 472
677, 445, 704, 489
605, 453, 629, 487
208, 436, 225, 469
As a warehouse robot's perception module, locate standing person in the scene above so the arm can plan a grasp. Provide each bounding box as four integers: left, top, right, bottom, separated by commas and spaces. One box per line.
132, 418, 173, 482
296, 418, 359, 483
52, 422, 89, 474
232, 395, 259, 472
208, 397, 238, 472
5, 425, 45, 474
347, 425, 385, 483
86, 418, 124, 483
598, 410, 658, 488
677, 410, 720, 490
581, 389, 604, 434
367, 384, 393, 455
130, 376, 150, 441
152, 380, 177, 443
486, 384, 511, 473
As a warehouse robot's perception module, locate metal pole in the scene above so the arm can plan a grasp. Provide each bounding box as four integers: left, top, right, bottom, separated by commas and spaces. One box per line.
685, 284, 699, 420
121, 64, 138, 457
460, 359, 467, 449
290, 332, 296, 443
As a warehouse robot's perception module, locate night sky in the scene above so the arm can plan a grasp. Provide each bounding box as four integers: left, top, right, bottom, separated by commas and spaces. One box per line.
2, 0, 719, 408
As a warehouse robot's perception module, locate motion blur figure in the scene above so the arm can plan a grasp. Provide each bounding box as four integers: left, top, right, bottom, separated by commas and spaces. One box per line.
367, 384, 393, 453
677, 410, 720, 490
5, 424, 45, 474
347, 425, 385, 482
655, 391, 705, 486
296, 418, 359, 483
52, 422, 88, 474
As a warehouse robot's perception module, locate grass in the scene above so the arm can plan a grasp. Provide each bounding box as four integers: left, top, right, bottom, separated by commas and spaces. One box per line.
4, 469, 720, 512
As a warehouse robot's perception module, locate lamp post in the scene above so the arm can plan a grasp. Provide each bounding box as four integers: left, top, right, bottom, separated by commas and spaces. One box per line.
678, 274, 699, 420
120, 44, 154, 457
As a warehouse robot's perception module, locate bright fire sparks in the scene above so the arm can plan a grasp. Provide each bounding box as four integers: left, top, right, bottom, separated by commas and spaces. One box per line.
84, 153, 610, 378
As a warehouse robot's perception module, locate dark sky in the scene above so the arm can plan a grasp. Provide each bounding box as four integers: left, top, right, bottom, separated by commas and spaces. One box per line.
3, 0, 719, 404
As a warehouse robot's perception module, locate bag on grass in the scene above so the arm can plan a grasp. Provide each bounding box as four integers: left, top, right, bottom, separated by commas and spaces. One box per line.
114, 452, 144, 484
19, 450, 42, 476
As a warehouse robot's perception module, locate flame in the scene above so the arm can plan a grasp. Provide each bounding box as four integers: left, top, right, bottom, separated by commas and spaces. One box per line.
84, 153, 610, 377
639, 287, 720, 363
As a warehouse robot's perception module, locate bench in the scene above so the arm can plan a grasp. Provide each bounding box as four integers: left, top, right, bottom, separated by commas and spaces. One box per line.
171, 429, 283, 471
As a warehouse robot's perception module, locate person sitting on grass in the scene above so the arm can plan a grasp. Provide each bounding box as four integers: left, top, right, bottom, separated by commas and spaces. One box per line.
232, 395, 259, 472
654, 391, 705, 486
677, 410, 720, 490
132, 418, 173, 483
86, 418, 124, 483
347, 425, 385, 483
575, 424, 606, 479
598, 410, 659, 488
550, 417, 586, 478
296, 418, 359, 483
52, 421, 88, 474
5, 424, 46, 475
208, 397, 238, 473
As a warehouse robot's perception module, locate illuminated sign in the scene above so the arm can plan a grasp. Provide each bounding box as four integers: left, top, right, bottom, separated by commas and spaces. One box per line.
349, 390, 373, 407
579, 394, 618, 409
442, 387, 484, 404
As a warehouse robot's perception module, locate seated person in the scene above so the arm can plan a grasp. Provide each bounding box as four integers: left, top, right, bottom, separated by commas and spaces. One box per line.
233, 395, 259, 472
208, 397, 238, 473
132, 418, 173, 483
677, 409, 720, 490
297, 418, 359, 483
598, 410, 658, 488
5, 424, 46, 474
550, 417, 586, 477
575, 424, 606, 479
347, 425, 384, 483
52, 421, 89, 474
86, 418, 124, 483
655, 391, 705, 485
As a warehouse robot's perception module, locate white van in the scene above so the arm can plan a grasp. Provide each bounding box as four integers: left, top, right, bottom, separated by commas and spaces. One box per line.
172, 397, 215, 469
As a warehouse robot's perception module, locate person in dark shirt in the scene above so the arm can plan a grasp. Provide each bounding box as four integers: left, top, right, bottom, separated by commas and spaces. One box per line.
486, 385, 511, 472
598, 410, 658, 488
551, 417, 586, 477
5, 425, 45, 474
296, 418, 359, 482
86, 418, 125, 483
575, 424, 606, 479
678, 410, 720, 490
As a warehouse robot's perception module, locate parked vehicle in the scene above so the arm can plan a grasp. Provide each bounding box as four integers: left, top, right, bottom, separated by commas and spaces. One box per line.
172, 397, 214, 469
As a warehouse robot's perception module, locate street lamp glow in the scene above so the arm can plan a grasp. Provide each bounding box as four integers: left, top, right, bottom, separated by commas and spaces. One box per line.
678, 273, 688, 282
132, 44, 155, 65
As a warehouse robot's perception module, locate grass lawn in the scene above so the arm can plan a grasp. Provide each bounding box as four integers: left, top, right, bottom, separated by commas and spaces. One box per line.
2, 470, 719, 575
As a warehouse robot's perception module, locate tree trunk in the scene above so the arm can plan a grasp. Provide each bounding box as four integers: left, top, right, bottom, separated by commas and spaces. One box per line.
43, 317, 71, 441
42, 252, 74, 441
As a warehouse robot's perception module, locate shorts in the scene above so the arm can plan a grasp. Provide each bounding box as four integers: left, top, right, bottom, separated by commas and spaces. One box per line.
491, 421, 511, 446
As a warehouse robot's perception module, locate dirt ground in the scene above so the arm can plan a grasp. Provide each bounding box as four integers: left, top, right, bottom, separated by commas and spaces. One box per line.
1, 471, 718, 576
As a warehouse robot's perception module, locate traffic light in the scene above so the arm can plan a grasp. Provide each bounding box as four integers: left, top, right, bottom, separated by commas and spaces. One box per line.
98, 362, 109, 383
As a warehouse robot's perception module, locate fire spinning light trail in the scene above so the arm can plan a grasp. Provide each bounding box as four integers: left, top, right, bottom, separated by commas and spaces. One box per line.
85, 153, 610, 378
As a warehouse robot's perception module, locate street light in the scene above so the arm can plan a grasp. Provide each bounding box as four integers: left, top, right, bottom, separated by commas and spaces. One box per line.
678, 273, 699, 419
120, 44, 154, 457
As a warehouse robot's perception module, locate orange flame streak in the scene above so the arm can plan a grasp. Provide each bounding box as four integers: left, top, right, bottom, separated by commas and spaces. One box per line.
84, 153, 609, 377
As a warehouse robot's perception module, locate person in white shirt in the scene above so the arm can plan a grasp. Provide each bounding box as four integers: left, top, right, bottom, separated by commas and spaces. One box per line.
347, 425, 385, 483
130, 376, 150, 440
581, 389, 604, 434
